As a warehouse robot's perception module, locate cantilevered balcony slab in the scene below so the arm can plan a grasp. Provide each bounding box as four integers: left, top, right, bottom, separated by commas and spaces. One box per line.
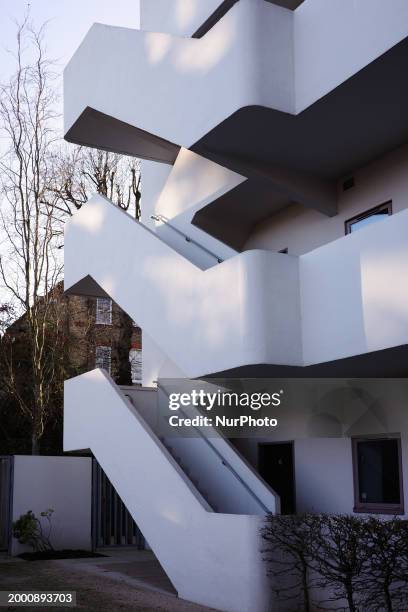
64, 0, 408, 243
65, 194, 408, 378
64, 194, 303, 378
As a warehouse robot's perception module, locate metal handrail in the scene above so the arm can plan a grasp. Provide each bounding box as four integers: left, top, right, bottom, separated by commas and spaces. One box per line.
156, 381, 270, 513
151, 214, 223, 263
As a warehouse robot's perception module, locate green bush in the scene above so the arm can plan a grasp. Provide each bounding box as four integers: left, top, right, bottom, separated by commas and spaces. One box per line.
13, 509, 54, 552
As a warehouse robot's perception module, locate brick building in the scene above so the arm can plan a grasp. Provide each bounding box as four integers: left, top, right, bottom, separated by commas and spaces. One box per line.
6, 283, 142, 386
66, 292, 142, 384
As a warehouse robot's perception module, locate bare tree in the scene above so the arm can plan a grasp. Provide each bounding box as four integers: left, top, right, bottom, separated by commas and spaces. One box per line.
0, 18, 66, 453
0, 303, 16, 334
359, 517, 408, 612
49, 146, 141, 220
310, 514, 368, 612
0, 18, 142, 452
53, 146, 141, 385
48, 146, 141, 385
261, 513, 319, 612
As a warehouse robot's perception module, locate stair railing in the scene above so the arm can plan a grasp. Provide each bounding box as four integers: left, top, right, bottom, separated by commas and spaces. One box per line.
156, 381, 270, 513
151, 214, 223, 264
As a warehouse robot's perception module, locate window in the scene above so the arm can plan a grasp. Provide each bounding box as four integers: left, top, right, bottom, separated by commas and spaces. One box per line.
129, 349, 142, 385
96, 298, 112, 325
352, 437, 404, 514
345, 201, 392, 234
95, 346, 112, 375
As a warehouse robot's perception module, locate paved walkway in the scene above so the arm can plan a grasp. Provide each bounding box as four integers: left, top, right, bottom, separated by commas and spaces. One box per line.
0, 549, 215, 611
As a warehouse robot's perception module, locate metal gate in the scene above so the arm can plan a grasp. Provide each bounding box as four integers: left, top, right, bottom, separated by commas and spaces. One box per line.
92, 460, 145, 549
0, 456, 13, 552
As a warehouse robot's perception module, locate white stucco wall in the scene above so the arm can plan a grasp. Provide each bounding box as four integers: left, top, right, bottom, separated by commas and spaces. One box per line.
65, 1, 408, 151
11, 456, 92, 556
140, 0, 223, 36
235, 430, 408, 519
64, 1, 295, 147
294, 0, 408, 112
294, 438, 354, 514
141, 331, 186, 388
140, 160, 172, 230
65, 195, 303, 377
300, 206, 408, 365
245, 144, 408, 255
153, 148, 240, 267
65, 369, 273, 612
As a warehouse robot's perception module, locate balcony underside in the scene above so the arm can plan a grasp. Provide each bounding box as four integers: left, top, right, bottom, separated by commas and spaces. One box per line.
65, 36, 408, 250
191, 36, 408, 248
207, 344, 408, 379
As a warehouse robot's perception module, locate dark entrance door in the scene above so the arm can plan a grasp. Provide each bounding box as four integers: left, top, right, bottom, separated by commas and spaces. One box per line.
258, 443, 295, 514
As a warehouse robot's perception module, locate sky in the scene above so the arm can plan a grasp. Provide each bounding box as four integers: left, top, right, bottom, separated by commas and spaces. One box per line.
0, 0, 140, 307
0, 0, 140, 82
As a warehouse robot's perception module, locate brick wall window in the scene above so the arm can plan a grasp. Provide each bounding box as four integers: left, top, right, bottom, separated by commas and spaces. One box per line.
95, 346, 112, 374
129, 349, 142, 385
96, 298, 112, 325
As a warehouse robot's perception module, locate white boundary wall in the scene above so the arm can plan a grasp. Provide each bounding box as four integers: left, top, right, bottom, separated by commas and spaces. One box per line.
11, 456, 92, 556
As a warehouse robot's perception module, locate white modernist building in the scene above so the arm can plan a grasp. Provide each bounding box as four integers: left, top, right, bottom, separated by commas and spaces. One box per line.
63, 1, 408, 610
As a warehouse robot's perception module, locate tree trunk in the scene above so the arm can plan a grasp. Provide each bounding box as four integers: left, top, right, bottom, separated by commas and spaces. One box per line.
116, 310, 133, 385
384, 582, 394, 612
301, 560, 311, 612
31, 432, 40, 455
345, 582, 357, 612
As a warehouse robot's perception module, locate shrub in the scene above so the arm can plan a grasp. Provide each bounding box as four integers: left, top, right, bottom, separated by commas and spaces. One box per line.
261, 513, 408, 612
13, 508, 54, 552
261, 513, 320, 612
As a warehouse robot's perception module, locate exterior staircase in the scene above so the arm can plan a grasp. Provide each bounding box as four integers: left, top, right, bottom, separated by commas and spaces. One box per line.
64, 368, 277, 611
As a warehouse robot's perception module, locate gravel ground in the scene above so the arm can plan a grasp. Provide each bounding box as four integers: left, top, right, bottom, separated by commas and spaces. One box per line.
0, 560, 215, 612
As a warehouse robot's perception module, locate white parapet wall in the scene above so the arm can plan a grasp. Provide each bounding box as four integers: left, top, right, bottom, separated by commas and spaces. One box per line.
64, 194, 303, 377
65, 193, 408, 376
65, 369, 274, 611
140, 0, 224, 37
10, 456, 92, 556
64, 0, 408, 150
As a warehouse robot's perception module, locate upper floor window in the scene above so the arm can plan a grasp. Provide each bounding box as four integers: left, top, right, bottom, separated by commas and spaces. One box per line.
345, 201, 392, 234
96, 298, 112, 325
129, 349, 142, 385
95, 346, 112, 374
352, 436, 404, 514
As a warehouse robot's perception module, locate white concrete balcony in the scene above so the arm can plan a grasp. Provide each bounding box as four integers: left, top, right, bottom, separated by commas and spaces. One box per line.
64, 0, 408, 154
64, 195, 302, 377
64, 0, 408, 244
65, 194, 408, 377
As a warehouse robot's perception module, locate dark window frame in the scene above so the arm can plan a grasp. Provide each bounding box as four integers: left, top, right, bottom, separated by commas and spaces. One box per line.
351, 436, 404, 515
345, 201, 392, 235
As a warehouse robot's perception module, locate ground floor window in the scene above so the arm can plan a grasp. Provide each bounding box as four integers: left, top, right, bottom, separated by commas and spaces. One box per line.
352, 436, 404, 514
95, 346, 112, 375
